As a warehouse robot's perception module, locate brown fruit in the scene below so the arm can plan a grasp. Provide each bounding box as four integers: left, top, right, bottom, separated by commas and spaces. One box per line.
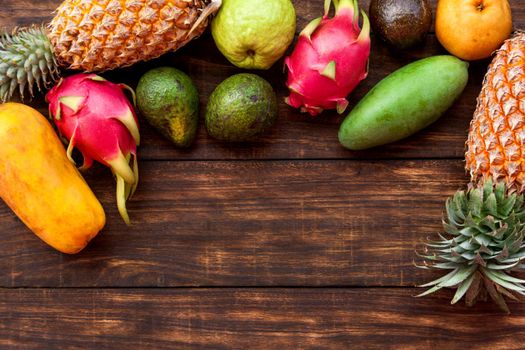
369, 0, 432, 50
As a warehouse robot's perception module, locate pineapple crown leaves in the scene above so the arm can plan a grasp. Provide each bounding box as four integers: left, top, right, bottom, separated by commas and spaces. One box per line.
0, 26, 59, 103
416, 180, 525, 313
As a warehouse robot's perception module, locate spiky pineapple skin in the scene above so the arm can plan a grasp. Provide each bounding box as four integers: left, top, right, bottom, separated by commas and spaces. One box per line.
48, 0, 213, 72
0, 0, 219, 102
465, 33, 525, 192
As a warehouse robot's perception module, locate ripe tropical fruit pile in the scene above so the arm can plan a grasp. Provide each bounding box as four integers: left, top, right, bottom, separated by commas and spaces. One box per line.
0, 0, 522, 313
0, 0, 224, 251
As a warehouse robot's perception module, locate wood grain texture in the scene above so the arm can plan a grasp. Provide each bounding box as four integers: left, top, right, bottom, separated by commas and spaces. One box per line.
1, 2, 525, 349
0, 0, 523, 160
0, 159, 466, 287
1, 288, 524, 350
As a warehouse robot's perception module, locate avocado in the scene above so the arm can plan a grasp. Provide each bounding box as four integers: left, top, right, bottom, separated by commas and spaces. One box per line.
136, 67, 199, 148
205, 74, 278, 142
370, 0, 432, 50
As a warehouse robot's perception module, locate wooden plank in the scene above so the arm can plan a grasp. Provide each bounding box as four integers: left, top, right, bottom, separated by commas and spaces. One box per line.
0, 159, 467, 287
1, 1, 523, 160
1, 288, 524, 349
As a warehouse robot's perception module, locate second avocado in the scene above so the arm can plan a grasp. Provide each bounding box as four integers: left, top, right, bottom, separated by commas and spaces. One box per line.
137, 67, 199, 148
206, 74, 278, 142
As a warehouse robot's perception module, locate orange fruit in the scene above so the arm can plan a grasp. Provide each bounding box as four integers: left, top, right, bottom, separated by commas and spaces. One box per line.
436, 0, 513, 61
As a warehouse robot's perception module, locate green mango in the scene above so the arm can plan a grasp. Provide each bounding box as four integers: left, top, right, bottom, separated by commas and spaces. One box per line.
339, 55, 469, 150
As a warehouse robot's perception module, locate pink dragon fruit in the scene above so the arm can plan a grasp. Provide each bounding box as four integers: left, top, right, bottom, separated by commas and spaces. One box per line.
46, 73, 140, 225
284, 0, 371, 116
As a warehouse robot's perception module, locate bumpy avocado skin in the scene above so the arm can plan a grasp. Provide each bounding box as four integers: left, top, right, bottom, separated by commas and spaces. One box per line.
137, 67, 199, 148
370, 0, 432, 50
205, 74, 278, 142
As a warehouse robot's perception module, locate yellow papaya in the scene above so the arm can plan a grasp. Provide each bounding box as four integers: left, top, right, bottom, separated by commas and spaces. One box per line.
0, 103, 105, 254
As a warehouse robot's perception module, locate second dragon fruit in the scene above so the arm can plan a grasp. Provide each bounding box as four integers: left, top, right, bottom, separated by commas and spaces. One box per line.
284, 0, 371, 116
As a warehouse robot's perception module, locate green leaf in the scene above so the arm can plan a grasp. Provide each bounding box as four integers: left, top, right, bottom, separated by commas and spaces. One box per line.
482, 268, 525, 294
477, 244, 493, 255
439, 265, 477, 287
515, 210, 525, 221
440, 248, 457, 255
500, 194, 517, 217
472, 234, 492, 247
459, 227, 478, 238
483, 180, 494, 202
443, 220, 460, 235
490, 223, 509, 239
433, 262, 461, 269
453, 193, 467, 220
486, 269, 525, 284
478, 215, 497, 232
514, 194, 524, 211
510, 233, 525, 253
438, 232, 451, 241
464, 213, 477, 229
453, 234, 469, 244
459, 251, 476, 261
458, 240, 477, 251
451, 273, 476, 304
496, 246, 510, 261
502, 228, 520, 249
486, 261, 520, 270
426, 241, 451, 248
416, 284, 444, 298
446, 198, 462, 226
484, 193, 498, 216
468, 188, 483, 217
426, 244, 452, 250
419, 268, 459, 288
415, 251, 440, 261
441, 255, 466, 264
499, 250, 525, 263
495, 182, 506, 203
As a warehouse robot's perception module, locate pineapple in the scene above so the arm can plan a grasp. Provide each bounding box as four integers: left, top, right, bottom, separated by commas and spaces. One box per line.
0, 0, 221, 102
419, 33, 525, 313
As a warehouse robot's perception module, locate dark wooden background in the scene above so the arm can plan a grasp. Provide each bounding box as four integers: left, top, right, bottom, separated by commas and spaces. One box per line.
1, 0, 525, 349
